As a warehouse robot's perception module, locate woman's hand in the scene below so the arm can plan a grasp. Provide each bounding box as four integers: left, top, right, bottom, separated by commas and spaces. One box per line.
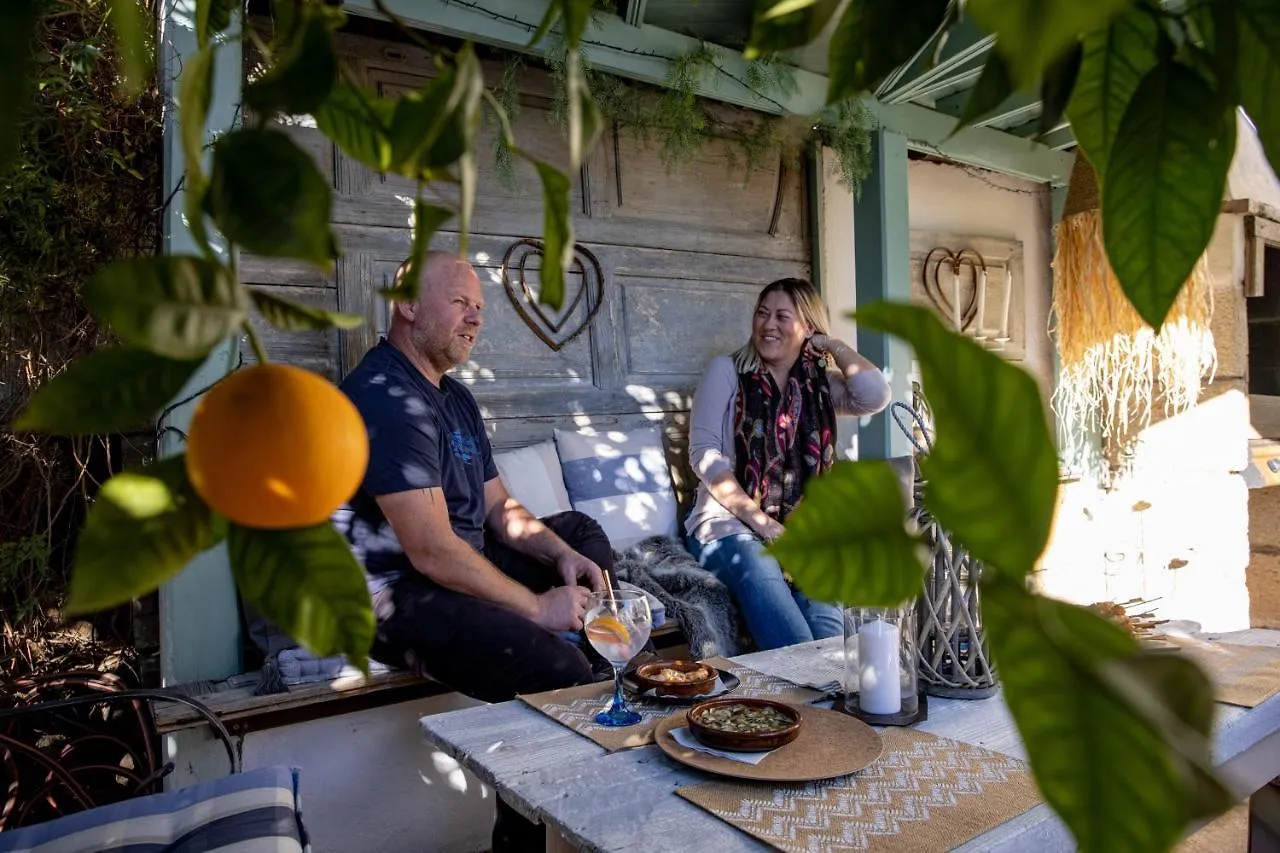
807, 333, 833, 354
807, 334, 848, 358
754, 516, 786, 543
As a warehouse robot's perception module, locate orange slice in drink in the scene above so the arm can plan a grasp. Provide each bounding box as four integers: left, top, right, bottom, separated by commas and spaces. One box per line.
586, 614, 631, 646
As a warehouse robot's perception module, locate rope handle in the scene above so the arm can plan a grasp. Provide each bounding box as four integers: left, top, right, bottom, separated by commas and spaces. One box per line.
890, 401, 934, 455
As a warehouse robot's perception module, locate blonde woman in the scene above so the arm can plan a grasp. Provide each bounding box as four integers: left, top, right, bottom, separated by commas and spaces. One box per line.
685, 278, 891, 650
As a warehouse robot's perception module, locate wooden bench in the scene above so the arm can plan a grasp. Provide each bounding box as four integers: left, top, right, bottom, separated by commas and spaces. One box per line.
152, 621, 688, 736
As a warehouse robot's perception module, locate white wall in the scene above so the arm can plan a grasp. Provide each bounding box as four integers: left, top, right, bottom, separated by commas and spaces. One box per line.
169, 693, 494, 852
906, 159, 1056, 389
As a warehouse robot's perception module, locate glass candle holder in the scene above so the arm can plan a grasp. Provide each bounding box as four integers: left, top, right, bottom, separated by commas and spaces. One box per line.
842, 604, 921, 721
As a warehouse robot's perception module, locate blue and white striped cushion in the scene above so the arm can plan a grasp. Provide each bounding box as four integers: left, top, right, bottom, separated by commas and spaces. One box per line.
0, 765, 309, 853
554, 426, 677, 549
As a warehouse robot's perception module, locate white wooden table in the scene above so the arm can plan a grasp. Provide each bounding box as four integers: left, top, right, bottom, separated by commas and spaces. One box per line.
419, 630, 1280, 852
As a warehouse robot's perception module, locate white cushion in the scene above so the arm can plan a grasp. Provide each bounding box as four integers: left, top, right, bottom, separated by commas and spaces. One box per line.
492, 440, 573, 519
554, 425, 677, 550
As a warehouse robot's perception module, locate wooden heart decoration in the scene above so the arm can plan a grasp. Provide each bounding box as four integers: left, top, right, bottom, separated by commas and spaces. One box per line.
921, 247, 985, 333
501, 238, 605, 352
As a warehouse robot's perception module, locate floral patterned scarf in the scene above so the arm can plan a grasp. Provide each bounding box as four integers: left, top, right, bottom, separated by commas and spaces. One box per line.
733, 351, 837, 524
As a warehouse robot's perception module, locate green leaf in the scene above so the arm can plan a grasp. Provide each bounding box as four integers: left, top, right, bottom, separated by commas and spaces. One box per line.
228, 522, 374, 670
108, 0, 151, 97
250, 289, 364, 331
955, 52, 1017, 132
854, 303, 1057, 575
381, 201, 455, 301
1237, 0, 1280, 175
967, 0, 1131, 87
559, 0, 593, 46
0, 0, 39, 174
768, 461, 926, 607
1038, 42, 1082, 137
179, 44, 216, 253
827, 0, 949, 104
389, 48, 484, 177
984, 580, 1232, 852
523, 154, 573, 311
1066, 7, 1160, 181
84, 256, 245, 361
67, 456, 220, 614
244, 7, 338, 116
1102, 62, 1236, 329
529, 1, 562, 47
196, 0, 239, 46
207, 128, 337, 267
16, 348, 204, 435
566, 52, 604, 171
449, 47, 485, 255
745, 0, 841, 60
313, 83, 395, 171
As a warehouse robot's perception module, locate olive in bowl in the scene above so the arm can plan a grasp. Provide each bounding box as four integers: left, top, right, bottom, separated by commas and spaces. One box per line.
686, 698, 801, 752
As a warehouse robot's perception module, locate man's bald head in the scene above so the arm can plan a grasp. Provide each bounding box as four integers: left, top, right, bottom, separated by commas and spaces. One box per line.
387, 250, 485, 384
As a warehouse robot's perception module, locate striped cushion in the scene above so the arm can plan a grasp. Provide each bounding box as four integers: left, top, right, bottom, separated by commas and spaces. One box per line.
554, 426, 677, 549
0, 766, 308, 853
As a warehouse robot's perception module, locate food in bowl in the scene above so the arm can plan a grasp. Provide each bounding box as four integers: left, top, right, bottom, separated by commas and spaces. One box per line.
694, 702, 795, 734
650, 664, 714, 684
686, 698, 802, 752
633, 660, 720, 697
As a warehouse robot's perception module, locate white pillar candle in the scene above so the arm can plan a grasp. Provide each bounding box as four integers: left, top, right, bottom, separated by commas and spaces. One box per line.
999, 266, 1013, 339
975, 268, 987, 338
858, 619, 901, 715
950, 267, 962, 332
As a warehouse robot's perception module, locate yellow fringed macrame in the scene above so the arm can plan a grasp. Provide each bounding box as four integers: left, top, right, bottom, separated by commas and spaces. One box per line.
1050, 157, 1217, 475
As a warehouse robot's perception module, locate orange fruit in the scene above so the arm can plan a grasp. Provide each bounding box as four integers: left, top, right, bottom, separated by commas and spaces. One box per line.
586, 614, 631, 645
186, 363, 369, 529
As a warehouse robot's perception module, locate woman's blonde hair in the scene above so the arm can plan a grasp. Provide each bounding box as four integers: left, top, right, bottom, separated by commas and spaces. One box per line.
732, 277, 832, 373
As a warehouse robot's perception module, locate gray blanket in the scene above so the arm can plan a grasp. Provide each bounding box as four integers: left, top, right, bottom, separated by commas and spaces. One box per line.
613, 536, 745, 659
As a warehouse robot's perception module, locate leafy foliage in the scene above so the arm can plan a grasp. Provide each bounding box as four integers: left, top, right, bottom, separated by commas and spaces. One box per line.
854, 304, 1059, 576
768, 461, 926, 606
2, 0, 163, 680
984, 578, 1231, 852
67, 455, 221, 614
8, 0, 1275, 847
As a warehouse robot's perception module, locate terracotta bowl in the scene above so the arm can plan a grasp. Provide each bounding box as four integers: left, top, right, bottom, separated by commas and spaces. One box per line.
632, 660, 720, 698
686, 698, 802, 752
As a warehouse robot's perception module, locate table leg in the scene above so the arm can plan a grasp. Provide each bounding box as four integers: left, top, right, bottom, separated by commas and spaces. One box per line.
1249, 776, 1280, 852
546, 827, 577, 853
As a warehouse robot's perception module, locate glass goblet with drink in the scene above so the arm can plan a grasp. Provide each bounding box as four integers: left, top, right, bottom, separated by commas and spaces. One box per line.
583, 588, 652, 727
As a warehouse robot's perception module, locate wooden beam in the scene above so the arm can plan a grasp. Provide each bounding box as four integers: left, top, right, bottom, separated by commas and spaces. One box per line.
343, 0, 827, 114
622, 0, 647, 27
869, 100, 1075, 185
342, 0, 1075, 183
855, 129, 915, 460
880, 21, 994, 105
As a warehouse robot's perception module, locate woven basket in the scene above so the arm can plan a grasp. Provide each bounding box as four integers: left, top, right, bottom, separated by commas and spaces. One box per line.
893, 394, 999, 699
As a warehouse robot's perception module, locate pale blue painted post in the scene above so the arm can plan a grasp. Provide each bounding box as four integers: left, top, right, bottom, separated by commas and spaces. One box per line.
156, 0, 243, 685
854, 129, 914, 460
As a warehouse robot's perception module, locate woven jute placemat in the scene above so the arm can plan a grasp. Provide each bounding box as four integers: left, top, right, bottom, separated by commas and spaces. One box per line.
677, 727, 1043, 853
654, 705, 883, 782
518, 657, 826, 752
1168, 637, 1280, 708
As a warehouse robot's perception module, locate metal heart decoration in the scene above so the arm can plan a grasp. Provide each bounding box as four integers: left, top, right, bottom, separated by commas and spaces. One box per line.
501, 238, 605, 352
921, 247, 985, 333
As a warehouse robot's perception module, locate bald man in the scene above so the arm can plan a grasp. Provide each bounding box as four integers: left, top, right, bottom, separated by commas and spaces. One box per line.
337, 252, 618, 850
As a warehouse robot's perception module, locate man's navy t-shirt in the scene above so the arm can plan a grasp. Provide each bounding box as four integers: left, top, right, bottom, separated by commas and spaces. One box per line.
338, 339, 498, 593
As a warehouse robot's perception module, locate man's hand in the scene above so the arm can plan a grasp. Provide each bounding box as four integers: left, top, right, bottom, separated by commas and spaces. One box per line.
557, 551, 607, 592
532, 585, 591, 631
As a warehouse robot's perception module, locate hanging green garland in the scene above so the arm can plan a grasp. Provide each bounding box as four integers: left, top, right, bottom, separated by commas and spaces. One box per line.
495, 44, 875, 196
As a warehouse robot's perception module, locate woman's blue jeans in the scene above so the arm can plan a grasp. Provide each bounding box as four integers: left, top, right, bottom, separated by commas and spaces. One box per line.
686, 532, 843, 651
